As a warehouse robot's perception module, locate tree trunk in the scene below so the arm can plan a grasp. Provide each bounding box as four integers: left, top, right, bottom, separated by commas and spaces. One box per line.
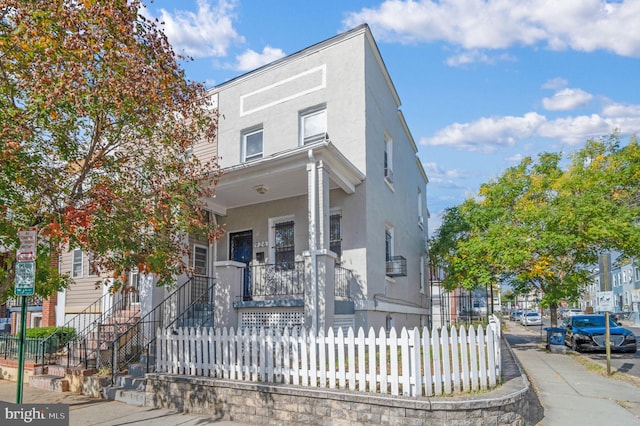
550, 301, 558, 327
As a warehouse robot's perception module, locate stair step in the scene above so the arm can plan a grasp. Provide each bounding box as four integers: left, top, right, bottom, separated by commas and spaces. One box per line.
103, 386, 146, 406
46, 365, 67, 376
115, 374, 146, 390
29, 375, 69, 392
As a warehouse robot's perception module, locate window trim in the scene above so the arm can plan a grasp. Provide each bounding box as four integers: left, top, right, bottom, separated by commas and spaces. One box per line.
193, 244, 209, 276
299, 106, 327, 145
330, 210, 342, 258
71, 249, 83, 278
384, 134, 393, 184
269, 215, 295, 270
242, 127, 264, 162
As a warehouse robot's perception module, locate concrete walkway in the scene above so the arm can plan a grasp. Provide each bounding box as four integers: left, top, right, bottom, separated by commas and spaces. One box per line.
0, 381, 249, 426
505, 323, 640, 425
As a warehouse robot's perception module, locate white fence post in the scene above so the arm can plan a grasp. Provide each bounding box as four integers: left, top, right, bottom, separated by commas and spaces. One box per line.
154, 322, 502, 398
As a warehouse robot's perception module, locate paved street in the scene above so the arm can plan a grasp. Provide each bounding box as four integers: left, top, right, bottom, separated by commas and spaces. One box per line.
514, 316, 640, 379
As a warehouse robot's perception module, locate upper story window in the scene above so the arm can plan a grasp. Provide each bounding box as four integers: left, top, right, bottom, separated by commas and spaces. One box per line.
385, 227, 393, 262
384, 135, 393, 184
71, 249, 83, 278
300, 107, 327, 145
418, 188, 424, 229
243, 128, 263, 162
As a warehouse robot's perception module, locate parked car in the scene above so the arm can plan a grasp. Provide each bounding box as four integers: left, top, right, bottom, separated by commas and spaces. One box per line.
564, 314, 637, 353
510, 310, 523, 321
562, 308, 583, 320
520, 312, 542, 326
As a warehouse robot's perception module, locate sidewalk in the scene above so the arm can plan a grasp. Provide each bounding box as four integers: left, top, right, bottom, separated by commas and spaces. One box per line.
505, 324, 640, 425
0, 381, 249, 426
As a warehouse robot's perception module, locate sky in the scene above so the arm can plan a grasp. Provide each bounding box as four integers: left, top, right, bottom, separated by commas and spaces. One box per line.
143, 0, 640, 235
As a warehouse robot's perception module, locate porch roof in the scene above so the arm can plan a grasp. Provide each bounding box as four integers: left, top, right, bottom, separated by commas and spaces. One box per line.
206, 141, 365, 215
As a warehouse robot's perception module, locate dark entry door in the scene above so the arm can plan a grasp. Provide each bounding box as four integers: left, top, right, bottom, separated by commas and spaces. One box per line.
229, 230, 253, 300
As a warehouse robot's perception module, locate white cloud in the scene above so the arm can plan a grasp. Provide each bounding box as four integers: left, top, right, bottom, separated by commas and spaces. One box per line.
234, 46, 286, 72
542, 88, 593, 111
344, 1, 640, 58
505, 153, 524, 162
445, 50, 516, 67
541, 77, 568, 90
420, 112, 546, 152
154, 0, 245, 58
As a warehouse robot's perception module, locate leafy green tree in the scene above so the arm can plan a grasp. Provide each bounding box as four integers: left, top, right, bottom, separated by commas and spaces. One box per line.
430, 134, 640, 325
0, 0, 220, 299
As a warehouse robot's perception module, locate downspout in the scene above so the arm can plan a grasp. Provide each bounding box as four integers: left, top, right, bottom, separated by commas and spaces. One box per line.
308, 149, 318, 332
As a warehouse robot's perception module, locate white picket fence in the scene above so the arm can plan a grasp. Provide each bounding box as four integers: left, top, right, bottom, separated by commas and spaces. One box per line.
155, 317, 501, 397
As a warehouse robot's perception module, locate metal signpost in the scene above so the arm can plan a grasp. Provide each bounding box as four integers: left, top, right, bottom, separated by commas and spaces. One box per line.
15, 227, 37, 404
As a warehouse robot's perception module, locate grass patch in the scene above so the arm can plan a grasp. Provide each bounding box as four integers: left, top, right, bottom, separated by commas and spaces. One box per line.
568, 352, 640, 387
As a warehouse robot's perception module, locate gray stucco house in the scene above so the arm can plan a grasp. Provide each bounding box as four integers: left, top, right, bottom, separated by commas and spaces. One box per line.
55, 24, 430, 340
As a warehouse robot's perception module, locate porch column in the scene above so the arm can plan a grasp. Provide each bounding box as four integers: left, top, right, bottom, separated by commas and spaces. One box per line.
305, 153, 334, 333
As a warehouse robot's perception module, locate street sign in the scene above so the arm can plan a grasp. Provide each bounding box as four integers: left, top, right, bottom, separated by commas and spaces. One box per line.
17, 227, 37, 262
14, 261, 35, 296
597, 291, 614, 312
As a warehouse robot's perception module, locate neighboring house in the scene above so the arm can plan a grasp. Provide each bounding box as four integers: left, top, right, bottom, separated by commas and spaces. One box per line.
53, 24, 430, 336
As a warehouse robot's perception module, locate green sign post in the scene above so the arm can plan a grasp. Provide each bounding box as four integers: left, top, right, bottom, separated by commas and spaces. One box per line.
15, 228, 37, 404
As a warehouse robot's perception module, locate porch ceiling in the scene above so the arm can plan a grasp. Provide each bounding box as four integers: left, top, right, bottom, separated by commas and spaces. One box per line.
205, 141, 365, 215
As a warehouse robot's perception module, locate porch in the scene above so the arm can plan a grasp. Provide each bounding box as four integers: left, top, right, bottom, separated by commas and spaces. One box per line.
215, 257, 357, 331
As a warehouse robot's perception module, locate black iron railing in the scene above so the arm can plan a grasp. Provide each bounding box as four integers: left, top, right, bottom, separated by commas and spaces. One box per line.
0, 335, 46, 361
334, 265, 354, 299
46, 290, 140, 369
104, 276, 216, 383
246, 261, 305, 300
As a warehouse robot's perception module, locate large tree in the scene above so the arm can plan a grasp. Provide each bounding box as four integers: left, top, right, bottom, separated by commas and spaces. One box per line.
430, 135, 640, 325
0, 0, 220, 299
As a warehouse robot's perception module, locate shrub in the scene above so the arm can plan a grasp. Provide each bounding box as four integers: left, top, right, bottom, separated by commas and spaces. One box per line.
25, 326, 76, 346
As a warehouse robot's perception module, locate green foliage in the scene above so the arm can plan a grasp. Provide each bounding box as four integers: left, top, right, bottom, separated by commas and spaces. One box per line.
0, 0, 221, 297
25, 326, 76, 344
430, 134, 640, 322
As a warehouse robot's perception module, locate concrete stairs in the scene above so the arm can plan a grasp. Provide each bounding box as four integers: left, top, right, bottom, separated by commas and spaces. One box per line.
29, 365, 70, 392
102, 355, 153, 406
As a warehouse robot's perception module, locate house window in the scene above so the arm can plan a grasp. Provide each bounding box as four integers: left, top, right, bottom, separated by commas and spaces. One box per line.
300, 108, 327, 145
193, 245, 208, 276
71, 249, 83, 278
385, 227, 393, 262
418, 188, 424, 229
330, 213, 342, 257
243, 128, 263, 161
420, 255, 425, 293
129, 269, 141, 305
88, 251, 99, 277
275, 221, 295, 269
384, 135, 393, 183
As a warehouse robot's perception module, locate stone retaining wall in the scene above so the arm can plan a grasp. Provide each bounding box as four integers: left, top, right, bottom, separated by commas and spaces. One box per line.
145, 373, 541, 426
145, 337, 543, 425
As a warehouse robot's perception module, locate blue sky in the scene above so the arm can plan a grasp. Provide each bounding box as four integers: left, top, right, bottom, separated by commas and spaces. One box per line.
144, 0, 640, 235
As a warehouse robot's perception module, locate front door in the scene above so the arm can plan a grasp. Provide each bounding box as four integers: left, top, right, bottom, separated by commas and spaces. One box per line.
230, 230, 253, 300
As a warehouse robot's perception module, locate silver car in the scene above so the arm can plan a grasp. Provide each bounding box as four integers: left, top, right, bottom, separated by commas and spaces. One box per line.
521, 312, 542, 326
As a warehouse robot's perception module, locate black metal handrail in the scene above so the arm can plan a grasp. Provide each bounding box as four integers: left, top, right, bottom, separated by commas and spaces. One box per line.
104, 276, 216, 383
45, 287, 140, 369
246, 261, 304, 299
334, 265, 354, 299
